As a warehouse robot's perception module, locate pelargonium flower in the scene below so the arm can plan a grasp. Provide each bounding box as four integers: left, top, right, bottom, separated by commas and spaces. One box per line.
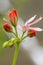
8, 9, 18, 26
23, 15, 43, 32
3, 23, 12, 32
2, 9, 43, 65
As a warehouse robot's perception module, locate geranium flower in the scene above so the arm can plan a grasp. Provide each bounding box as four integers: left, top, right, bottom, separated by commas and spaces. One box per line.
2, 9, 43, 65
22, 15, 43, 32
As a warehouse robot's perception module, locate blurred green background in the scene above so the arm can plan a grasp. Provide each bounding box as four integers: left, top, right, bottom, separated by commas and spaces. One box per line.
0, 0, 43, 65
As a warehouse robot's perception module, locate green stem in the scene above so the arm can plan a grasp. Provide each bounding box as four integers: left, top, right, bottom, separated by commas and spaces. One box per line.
21, 32, 24, 39
12, 43, 19, 65
21, 35, 28, 42
15, 26, 18, 37
21, 31, 26, 39
11, 31, 16, 37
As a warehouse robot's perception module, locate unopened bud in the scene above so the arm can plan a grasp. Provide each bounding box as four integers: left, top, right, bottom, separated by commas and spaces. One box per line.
3, 23, 12, 32
28, 29, 36, 37
8, 9, 18, 26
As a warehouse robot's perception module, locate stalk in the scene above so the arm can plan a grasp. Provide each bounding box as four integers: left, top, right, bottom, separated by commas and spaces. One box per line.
12, 43, 19, 65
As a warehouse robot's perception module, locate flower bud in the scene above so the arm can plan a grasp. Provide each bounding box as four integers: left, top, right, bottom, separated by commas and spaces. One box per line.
28, 29, 36, 37
3, 41, 9, 48
3, 23, 12, 32
8, 9, 18, 26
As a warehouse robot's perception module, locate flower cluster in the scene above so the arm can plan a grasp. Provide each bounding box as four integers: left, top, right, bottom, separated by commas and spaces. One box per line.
3, 9, 43, 47
3, 9, 43, 65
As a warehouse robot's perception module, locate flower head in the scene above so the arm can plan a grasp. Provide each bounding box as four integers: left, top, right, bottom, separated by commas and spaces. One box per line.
3, 23, 12, 32
28, 29, 36, 37
8, 9, 18, 26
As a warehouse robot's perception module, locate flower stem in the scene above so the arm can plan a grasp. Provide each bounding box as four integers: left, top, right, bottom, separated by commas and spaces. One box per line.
21, 35, 28, 41
11, 31, 16, 37
21, 31, 26, 40
15, 26, 18, 37
21, 32, 25, 39
12, 43, 19, 65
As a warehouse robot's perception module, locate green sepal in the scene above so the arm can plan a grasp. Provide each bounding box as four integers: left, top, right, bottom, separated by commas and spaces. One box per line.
13, 17, 18, 26
11, 17, 18, 27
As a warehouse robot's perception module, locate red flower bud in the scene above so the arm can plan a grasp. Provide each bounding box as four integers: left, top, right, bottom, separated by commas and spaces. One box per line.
28, 29, 36, 37
8, 9, 18, 26
3, 23, 12, 32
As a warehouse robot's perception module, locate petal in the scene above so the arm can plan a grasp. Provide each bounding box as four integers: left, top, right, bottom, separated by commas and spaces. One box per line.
3, 18, 8, 23
25, 15, 37, 25
13, 9, 18, 17
29, 16, 43, 26
29, 27, 43, 31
